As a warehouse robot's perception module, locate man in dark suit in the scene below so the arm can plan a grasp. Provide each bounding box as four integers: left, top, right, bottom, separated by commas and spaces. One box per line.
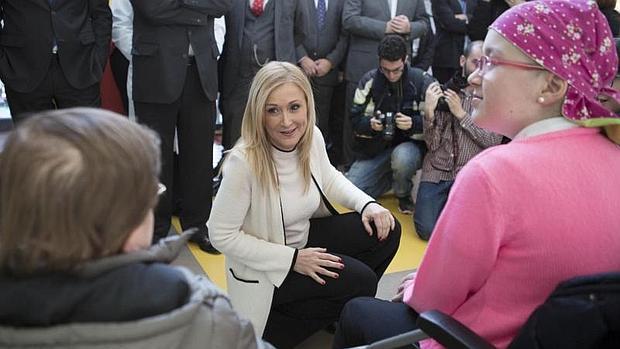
218, 0, 299, 150
341, 0, 429, 165
131, 0, 231, 253
431, 0, 477, 84
468, 0, 527, 41
295, 0, 348, 145
0, 0, 112, 123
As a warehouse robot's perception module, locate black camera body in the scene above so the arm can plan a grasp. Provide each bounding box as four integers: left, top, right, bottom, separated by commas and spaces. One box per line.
436, 73, 469, 112
376, 111, 396, 141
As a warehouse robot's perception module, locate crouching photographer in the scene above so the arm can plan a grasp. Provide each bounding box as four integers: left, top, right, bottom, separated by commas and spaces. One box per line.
346, 35, 434, 214
414, 40, 504, 240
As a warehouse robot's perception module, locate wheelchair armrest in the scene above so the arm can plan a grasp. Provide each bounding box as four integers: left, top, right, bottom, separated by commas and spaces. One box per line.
416, 310, 496, 349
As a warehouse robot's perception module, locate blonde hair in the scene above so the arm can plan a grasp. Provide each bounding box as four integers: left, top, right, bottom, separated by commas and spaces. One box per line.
233, 61, 316, 192
0, 108, 161, 275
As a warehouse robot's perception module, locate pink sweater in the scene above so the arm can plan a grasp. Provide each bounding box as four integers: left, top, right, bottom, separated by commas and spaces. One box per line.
404, 127, 620, 349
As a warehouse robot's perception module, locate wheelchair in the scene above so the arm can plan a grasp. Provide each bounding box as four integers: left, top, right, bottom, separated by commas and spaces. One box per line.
351, 271, 620, 349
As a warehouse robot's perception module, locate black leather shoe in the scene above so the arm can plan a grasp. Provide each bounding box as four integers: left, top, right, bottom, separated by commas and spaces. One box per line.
324, 321, 338, 334
189, 230, 220, 255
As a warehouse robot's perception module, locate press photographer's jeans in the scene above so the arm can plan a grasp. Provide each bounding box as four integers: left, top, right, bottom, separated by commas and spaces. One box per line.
346, 141, 423, 199
414, 180, 454, 240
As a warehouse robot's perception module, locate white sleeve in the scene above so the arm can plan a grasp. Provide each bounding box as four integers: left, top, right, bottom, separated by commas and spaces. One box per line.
111, 0, 134, 60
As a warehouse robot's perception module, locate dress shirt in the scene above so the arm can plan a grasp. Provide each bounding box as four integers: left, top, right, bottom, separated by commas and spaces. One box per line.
313, 0, 328, 9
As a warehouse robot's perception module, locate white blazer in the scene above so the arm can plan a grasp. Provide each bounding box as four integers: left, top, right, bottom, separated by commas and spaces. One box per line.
208, 127, 373, 336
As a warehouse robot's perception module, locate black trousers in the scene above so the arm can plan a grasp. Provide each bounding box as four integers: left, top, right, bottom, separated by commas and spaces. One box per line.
134, 62, 214, 241
220, 77, 252, 150
6, 55, 101, 124
333, 296, 420, 349
342, 81, 358, 167
326, 80, 347, 166
263, 212, 401, 349
311, 80, 335, 141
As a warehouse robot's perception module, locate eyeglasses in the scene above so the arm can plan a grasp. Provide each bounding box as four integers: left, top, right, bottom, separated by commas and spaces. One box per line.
379, 64, 405, 75
473, 55, 546, 77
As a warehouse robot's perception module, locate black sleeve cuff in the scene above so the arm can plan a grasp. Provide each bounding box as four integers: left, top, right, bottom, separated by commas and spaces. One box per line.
360, 200, 379, 215
288, 249, 299, 275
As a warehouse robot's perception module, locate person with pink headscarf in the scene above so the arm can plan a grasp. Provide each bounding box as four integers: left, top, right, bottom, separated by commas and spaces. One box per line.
333, 1, 620, 348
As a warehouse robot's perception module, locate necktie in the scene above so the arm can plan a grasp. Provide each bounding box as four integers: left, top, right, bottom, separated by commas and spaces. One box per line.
317, 0, 326, 30
459, 0, 470, 50
50, 0, 57, 53
251, 0, 264, 17
459, 0, 466, 14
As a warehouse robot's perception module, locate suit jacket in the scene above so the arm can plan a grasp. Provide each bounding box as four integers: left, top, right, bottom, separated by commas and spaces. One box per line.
432, 0, 477, 69
0, 0, 111, 93
295, 0, 348, 86
131, 0, 231, 104
219, 0, 298, 99
467, 0, 509, 41
342, 0, 429, 84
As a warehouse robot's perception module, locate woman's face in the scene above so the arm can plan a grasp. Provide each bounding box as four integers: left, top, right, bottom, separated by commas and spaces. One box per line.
468, 30, 548, 137
263, 82, 308, 151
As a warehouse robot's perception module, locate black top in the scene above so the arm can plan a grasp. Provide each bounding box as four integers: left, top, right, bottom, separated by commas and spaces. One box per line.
600, 7, 620, 37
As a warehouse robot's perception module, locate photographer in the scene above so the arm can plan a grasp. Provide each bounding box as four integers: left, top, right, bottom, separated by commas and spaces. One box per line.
347, 35, 434, 214
415, 40, 503, 240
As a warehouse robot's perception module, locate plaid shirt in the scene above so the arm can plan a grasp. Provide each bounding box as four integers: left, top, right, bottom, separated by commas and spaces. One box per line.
421, 92, 503, 183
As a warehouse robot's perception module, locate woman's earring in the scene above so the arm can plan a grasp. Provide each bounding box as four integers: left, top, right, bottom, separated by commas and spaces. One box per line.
537, 96, 545, 104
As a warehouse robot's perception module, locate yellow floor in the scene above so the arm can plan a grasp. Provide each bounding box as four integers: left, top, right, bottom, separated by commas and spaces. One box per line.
174, 194, 427, 290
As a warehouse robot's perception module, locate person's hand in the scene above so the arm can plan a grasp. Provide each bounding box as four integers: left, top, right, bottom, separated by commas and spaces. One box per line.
391, 271, 417, 302
505, 0, 525, 7
443, 89, 467, 120
361, 202, 395, 241
424, 82, 442, 121
395, 112, 412, 130
293, 247, 344, 285
385, 20, 396, 33
315, 58, 333, 77
454, 13, 468, 21
371, 116, 384, 132
299, 56, 317, 77
391, 15, 411, 34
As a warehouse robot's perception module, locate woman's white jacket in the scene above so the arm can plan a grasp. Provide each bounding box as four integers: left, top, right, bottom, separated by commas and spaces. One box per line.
208, 127, 373, 336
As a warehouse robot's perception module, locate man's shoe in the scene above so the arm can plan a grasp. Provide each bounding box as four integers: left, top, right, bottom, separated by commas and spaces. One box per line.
189, 230, 220, 255
398, 197, 414, 215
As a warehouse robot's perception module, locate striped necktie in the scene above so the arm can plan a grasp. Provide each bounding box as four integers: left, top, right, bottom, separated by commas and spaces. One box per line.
317, 0, 327, 30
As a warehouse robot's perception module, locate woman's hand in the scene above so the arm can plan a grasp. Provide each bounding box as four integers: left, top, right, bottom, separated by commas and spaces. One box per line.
361, 202, 395, 241
391, 271, 417, 302
293, 247, 344, 285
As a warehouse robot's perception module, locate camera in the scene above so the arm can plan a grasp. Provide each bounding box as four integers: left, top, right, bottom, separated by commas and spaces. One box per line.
436, 73, 469, 112
376, 111, 396, 141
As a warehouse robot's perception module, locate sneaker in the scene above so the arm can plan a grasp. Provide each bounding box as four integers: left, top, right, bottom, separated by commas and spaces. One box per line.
398, 197, 414, 215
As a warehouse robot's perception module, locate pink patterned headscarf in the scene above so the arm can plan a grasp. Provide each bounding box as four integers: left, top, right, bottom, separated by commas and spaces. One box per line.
490, 0, 620, 127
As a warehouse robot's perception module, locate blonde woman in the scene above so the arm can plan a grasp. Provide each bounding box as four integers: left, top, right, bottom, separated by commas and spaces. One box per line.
208, 61, 401, 348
